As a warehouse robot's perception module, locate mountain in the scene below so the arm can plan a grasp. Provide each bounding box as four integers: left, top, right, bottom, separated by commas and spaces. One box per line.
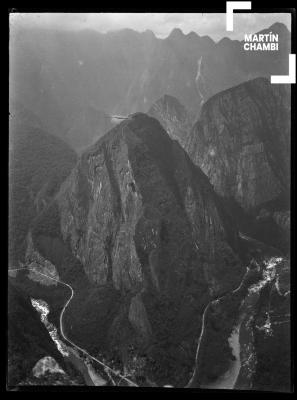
148, 95, 194, 146
8, 280, 65, 386
63, 105, 114, 152
9, 21, 291, 389
9, 103, 77, 265
29, 112, 245, 386
8, 277, 86, 386
195, 23, 291, 106
10, 23, 290, 151
185, 77, 290, 251
187, 256, 290, 391
252, 257, 290, 392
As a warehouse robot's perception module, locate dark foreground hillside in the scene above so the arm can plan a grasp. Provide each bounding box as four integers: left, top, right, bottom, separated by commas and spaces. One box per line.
9, 103, 77, 265
28, 112, 245, 386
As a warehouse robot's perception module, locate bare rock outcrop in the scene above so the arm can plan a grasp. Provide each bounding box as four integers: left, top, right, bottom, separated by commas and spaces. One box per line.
32, 113, 244, 385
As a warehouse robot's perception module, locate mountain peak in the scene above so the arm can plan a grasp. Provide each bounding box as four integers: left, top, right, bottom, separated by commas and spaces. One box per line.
202, 77, 270, 110
128, 111, 152, 122
265, 22, 290, 34
186, 75, 290, 213
89, 112, 166, 153
161, 93, 182, 104
148, 95, 192, 146
142, 29, 156, 39
200, 35, 215, 46
216, 36, 233, 47
153, 95, 188, 116
168, 27, 185, 40
186, 31, 199, 40
255, 21, 290, 40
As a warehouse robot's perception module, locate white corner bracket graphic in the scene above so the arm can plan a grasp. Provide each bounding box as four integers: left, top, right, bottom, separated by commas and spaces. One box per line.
226, 1, 252, 31
271, 54, 296, 84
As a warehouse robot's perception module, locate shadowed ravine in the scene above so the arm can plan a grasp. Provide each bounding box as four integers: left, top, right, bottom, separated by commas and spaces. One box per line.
187, 278, 245, 389
9, 234, 285, 389
8, 267, 138, 387
187, 233, 285, 390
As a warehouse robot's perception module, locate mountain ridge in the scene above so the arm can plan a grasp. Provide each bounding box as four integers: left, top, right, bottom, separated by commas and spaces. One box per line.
10, 21, 290, 151
29, 112, 244, 386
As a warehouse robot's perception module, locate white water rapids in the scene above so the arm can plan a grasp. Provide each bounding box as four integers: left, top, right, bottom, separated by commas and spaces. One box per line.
9, 250, 287, 388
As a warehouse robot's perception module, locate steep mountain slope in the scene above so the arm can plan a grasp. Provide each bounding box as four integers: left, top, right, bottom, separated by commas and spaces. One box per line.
251, 258, 290, 392
63, 106, 113, 152
9, 103, 77, 265
186, 77, 290, 251
196, 23, 291, 105
148, 95, 193, 147
30, 113, 245, 386
187, 254, 290, 392
10, 23, 290, 151
8, 277, 86, 386
8, 280, 65, 386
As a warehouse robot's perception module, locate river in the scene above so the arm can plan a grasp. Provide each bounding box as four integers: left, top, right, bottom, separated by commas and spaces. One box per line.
9, 248, 284, 389
31, 297, 107, 386
9, 267, 137, 387
189, 251, 282, 390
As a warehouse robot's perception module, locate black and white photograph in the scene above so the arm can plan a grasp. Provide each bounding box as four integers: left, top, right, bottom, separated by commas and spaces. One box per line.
8, 7, 294, 391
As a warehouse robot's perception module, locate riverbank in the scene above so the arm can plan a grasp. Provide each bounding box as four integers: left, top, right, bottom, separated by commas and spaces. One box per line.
9, 267, 137, 387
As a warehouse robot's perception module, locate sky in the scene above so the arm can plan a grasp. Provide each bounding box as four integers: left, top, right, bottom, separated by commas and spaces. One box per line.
10, 12, 291, 41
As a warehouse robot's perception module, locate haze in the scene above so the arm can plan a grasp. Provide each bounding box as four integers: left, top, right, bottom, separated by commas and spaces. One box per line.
10, 12, 291, 41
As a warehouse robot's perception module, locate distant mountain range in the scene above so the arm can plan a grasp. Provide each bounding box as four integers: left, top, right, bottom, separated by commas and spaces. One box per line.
8, 20, 291, 390
17, 105, 290, 388
10, 22, 290, 151
9, 102, 77, 264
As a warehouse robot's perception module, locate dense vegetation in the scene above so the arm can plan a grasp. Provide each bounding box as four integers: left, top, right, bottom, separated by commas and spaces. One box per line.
9, 115, 77, 264
8, 275, 87, 386
8, 105, 82, 386
253, 281, 291, 392
8, 279, 66, 386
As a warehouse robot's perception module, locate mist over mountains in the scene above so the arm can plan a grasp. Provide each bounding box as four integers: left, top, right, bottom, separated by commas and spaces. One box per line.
10, 22, 290, 151
9, 18, 291, 391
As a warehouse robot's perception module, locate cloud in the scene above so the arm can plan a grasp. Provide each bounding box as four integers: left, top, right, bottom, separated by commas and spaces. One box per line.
9, 12, 291, 41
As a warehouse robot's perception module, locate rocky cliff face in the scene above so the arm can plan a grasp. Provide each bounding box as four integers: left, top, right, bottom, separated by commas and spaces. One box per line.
57, 113, 242, 293
32, 113, 244, 385
10, 23, 290, 151
148, 95, 193, 147
196, 23, 291, 103
186, 78, 290, 233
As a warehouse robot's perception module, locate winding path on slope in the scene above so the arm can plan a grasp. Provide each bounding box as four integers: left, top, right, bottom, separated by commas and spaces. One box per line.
187, 232, 285, 389
8, 267, 138, 387
9, 233, 285, 388
186, 276, 245, 389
